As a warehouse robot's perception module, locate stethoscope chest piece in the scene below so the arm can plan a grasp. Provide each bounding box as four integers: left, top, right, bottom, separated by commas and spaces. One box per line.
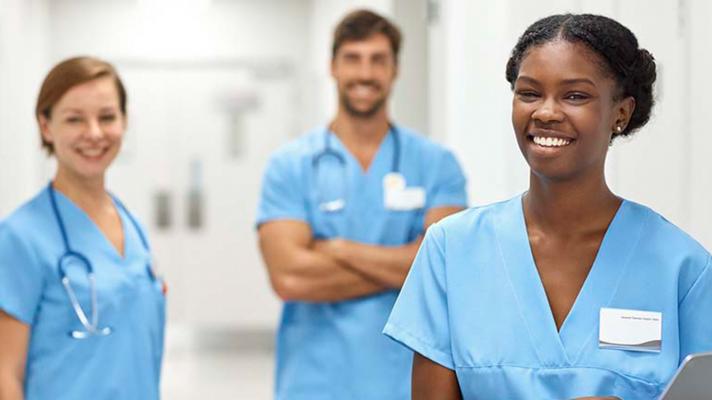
59, 252, 113, 339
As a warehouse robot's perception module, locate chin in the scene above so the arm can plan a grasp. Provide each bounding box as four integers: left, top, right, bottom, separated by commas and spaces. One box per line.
63, 159, 112, 182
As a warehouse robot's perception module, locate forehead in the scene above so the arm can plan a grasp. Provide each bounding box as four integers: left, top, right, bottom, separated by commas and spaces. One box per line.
54, 77, 120, 110
517, 40, 614, 86
336, 33, 392, 56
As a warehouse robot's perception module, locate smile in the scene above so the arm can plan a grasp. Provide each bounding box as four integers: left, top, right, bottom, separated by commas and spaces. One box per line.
77, 147, 109, 158
532, 136, 572, 148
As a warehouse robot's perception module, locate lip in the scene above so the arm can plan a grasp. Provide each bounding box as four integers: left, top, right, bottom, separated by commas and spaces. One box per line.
525, 129, 576, 154
75, 146, 110, 161
349, 84, 379, 96
526, 129, 576, 141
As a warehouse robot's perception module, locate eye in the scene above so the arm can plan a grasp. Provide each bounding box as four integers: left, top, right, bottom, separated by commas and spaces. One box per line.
515, 90, 540, 102
342, 54, 359, 64
65, 116, 83, 124
564, 92, 591, 102
372, 55, 388, 65
100, 114, 118, 122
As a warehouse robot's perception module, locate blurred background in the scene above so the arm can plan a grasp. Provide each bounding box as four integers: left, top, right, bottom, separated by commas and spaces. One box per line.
0, 0, 710, 398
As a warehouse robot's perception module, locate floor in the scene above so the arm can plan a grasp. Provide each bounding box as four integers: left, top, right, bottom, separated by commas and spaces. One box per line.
161, 326, 275, 399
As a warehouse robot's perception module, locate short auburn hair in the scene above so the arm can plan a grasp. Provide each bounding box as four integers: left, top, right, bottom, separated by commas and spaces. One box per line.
35, 56, 127, 154
332, 9, 402, 62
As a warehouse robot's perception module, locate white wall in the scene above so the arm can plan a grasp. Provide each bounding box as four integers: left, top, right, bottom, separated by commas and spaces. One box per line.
435, 0, 712, 250
43, 0, 314, 331
0, 0, 49, 216
688, 0, 712, 250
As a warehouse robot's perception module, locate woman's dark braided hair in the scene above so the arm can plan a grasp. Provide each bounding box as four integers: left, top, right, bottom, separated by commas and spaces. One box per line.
505, 14, 657, 139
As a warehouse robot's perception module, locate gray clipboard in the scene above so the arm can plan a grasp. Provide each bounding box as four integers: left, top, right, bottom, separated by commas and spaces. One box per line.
660, 352, 712, 399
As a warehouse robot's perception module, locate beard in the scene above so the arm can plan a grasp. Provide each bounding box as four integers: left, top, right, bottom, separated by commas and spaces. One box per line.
339, 81, 388, 118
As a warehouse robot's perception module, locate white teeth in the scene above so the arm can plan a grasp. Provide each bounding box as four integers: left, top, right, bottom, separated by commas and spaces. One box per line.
355, 86, 373, 95
78, 148, 105, 157
532, 136, 571, 148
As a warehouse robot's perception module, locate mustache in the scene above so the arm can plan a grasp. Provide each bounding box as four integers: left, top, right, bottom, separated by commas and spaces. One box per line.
346, 80, 381, 90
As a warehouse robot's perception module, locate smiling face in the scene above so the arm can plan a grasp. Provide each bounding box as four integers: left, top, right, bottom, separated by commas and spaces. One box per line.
331, 33, 398, 118
512, 40, 634, 182
39, 76, 126, 183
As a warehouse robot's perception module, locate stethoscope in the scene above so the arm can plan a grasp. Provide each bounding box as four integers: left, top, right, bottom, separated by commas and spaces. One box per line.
313, 124, 401, 212
48, 182, 156, 339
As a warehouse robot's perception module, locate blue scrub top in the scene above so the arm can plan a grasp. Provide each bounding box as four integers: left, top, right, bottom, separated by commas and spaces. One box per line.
384, 194, 712, 400
257, 125, 468, 399
0, 188, 166, 400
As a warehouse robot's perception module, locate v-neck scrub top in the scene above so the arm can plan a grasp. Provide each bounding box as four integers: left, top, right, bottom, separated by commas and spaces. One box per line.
0, 188, 165, 400
257, 125, 468, 399
384, 195, 712, 400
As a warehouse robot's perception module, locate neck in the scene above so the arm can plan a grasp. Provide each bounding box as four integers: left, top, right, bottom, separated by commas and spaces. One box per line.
330, 105, 390, 147
52, 167, 111, 213
524, 169, 620, 234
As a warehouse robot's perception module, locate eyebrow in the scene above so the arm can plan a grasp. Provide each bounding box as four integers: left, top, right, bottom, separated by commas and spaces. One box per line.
517, 75, 596, 86
58, 106, 118, 115
57, 108, 84, 114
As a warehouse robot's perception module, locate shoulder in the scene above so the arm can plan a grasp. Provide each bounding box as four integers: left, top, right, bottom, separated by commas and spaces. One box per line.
626, 200, 710, 267
396, 125, 452, 159
428, 196, 519, 240
268, 127, 324, 166
0, 189, 52, 241
0, 189, 54, 263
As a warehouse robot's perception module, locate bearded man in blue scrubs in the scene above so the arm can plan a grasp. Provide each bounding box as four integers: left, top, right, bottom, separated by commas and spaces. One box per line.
256, 9, 468, 400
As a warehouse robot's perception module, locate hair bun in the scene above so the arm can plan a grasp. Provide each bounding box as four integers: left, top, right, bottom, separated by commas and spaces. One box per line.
633, 49, 656, 85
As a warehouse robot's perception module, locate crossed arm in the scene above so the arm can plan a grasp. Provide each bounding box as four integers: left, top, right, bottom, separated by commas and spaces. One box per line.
0, 311, 29, 400
257, 206, 462, 302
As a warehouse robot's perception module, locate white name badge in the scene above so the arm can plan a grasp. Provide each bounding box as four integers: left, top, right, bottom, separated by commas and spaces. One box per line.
599, 307, 662, 353
383, 173, 426, 211
385, 187, 426, 210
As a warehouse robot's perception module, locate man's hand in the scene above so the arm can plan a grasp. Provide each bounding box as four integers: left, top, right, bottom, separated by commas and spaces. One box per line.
258, 220, 386, 302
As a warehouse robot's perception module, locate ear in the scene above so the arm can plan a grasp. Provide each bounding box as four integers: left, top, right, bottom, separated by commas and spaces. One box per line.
330, 57, 337, 79
38, 114, 53, 144
612, 96, 636, 133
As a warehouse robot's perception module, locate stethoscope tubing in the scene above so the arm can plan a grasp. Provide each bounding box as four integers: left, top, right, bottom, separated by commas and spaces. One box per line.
315, 124, 401, 173
47, 182, 153, 338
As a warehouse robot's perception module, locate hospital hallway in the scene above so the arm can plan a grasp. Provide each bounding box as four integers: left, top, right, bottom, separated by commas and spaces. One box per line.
161, 326, 275, 399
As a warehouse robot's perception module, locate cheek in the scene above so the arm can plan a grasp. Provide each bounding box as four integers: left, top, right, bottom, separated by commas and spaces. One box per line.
106, 123, 126, 142
511, 101, 530, 134
567, 105, 609, 139
49, 126, 81, 148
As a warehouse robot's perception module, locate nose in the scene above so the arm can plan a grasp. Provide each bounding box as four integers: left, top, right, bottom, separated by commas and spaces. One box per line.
356, 60, 375, 81
531, 96, 564, 124
85, 117, 103, 140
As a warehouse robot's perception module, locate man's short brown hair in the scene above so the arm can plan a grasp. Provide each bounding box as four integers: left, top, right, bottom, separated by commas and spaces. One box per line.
332, 9, 402, 62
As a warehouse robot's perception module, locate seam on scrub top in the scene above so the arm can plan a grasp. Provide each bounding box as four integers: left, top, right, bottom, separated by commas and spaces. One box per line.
451, 363, 662, 387
4, 223, 49, 303
439, 223, 459, 368
256, 215, 309, 227
678, 254, 712, 306
385, 322, 455, 369
0, 227, 44, 324
492, 201, 548, 367
573, 206, 650, 365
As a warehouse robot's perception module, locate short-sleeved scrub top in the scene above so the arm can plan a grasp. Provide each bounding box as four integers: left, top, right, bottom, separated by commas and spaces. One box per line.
256, 125, 468, 399
384, 194, 712, 400
0, 187, 166, 400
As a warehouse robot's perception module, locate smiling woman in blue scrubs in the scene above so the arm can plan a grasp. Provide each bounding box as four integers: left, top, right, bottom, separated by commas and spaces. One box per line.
0, 57, 165, 399
384, 14, 712, 400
